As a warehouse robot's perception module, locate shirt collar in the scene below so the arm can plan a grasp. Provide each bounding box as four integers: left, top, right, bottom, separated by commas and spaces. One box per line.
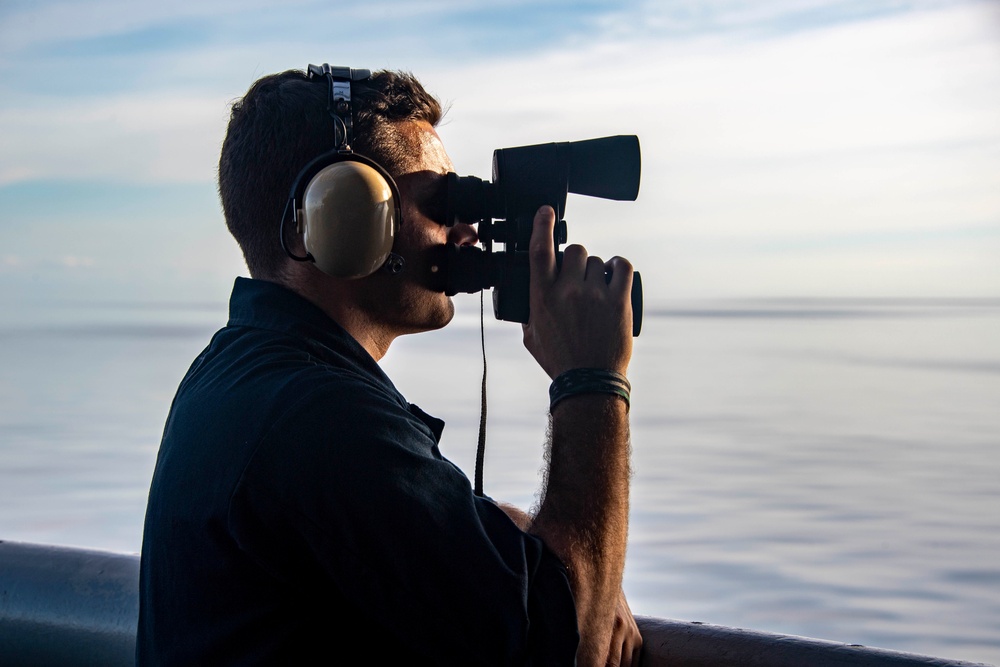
227, 276, 390, 384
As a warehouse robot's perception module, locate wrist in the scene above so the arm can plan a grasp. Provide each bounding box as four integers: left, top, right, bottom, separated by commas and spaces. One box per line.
549, 368, 631, 413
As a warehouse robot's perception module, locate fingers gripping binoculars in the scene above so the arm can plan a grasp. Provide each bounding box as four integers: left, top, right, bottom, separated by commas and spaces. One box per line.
433, 135, 643, 336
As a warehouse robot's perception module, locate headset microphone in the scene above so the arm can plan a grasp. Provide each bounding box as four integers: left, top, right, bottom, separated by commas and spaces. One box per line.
279, 64, 404, 278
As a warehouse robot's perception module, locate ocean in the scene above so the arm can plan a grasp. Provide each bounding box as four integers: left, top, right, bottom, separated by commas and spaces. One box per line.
1, 296, 997, 663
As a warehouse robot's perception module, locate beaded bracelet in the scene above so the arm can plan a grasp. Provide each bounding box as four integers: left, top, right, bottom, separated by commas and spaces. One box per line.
549, 368, 631, 412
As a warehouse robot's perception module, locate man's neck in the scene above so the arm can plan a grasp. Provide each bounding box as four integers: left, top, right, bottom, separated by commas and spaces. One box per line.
271, 269, 397, 362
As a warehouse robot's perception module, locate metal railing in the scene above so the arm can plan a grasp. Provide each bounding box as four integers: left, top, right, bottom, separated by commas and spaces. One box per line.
0, 541, 138, 666
0, 540, 992, 666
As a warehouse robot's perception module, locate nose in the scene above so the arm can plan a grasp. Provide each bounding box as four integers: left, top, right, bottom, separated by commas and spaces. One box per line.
448, 222, 478, 247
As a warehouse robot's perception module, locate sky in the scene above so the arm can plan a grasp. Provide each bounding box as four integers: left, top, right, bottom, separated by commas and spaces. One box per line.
1, 0, 998, 315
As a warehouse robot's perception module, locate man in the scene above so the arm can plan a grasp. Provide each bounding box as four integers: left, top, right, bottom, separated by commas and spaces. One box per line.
138, 66, 639, 666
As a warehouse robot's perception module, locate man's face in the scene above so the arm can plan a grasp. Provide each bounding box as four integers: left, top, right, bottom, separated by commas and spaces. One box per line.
358, 120, 476, 335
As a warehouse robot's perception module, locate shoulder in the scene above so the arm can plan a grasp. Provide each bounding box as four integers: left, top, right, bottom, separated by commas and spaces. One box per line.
229, 345, 444, 500
160, 321, 429, 498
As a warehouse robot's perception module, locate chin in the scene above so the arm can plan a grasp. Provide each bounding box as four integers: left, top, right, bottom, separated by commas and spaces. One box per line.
422, 297, 456, 332
397, 294, 455, 336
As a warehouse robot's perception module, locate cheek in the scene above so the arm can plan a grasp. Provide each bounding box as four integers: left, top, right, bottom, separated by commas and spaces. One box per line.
397, 213, 446, 251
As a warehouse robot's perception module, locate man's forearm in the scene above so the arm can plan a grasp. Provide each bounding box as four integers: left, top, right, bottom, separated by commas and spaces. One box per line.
529, 393, 631, 666
518, 204, 635, 665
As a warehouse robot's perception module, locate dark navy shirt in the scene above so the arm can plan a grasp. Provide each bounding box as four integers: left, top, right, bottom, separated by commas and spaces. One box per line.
137, 277, 578, 665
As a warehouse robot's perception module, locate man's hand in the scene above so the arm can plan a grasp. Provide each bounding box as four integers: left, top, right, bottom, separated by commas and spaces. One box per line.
500, 501, 643, 666
521, 205, 633, 379
607, 589, 642, 667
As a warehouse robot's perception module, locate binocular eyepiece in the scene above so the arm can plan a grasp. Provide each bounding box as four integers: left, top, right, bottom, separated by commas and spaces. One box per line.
434, 135, 643, 337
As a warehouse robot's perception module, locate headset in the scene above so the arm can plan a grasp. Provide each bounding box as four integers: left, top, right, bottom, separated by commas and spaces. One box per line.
279, 64, 405, 278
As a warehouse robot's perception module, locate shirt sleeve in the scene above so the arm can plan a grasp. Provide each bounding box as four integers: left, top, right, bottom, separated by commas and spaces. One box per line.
226, 376, 579, 665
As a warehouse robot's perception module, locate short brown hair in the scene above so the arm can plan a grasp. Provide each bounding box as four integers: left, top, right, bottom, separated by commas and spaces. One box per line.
218, 68, 442, 278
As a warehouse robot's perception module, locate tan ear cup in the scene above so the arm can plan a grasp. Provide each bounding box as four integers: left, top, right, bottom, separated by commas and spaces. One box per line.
298, 161, 398, 278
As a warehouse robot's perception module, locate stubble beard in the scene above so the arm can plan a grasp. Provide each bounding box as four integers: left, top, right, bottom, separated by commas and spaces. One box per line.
362, 269, 455, 337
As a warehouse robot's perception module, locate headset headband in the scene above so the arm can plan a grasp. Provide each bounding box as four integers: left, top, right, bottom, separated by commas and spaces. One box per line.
306, 64, 371, 150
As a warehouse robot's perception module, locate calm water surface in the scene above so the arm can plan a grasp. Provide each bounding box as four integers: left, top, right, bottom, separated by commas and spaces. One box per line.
1, 298, 997, 663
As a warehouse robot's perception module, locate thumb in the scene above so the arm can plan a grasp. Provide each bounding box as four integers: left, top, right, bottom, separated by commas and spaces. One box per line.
528, 205, 557, 287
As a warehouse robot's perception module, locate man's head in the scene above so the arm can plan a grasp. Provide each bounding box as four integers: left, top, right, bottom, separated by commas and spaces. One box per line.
218, 68, 443, 280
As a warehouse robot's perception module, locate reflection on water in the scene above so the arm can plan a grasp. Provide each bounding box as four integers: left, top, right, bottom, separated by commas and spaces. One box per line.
1, 298, 998, 663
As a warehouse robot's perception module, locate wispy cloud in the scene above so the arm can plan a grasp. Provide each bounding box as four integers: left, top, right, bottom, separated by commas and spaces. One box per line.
610, 0, 969, 37
0, 92, 228, 185
0, 254, 96, 272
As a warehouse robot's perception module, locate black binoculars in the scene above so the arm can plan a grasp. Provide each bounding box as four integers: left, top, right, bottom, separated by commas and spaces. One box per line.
433, 135, 643, 337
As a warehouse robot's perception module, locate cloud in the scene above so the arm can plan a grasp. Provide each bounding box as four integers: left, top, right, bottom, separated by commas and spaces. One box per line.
0, 0, 997, 298
613, 0, 968, 37
58, 256, 96, 269
435, 2, 1000, 230
0, 92, 229, 185
0, 0, 282, 52
4, 2, 996, 176
0, 254, 95, 272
